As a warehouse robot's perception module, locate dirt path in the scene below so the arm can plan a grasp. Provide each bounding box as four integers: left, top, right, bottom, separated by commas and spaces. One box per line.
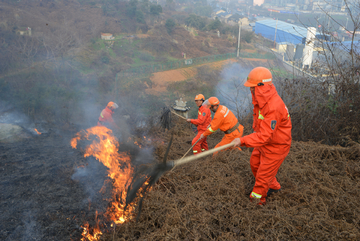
145, 58, 271, 95
145, 59, 237, 95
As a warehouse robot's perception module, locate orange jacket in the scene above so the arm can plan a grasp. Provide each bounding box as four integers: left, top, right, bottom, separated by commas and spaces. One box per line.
98, 106, 115, 125
240, 84, 292, 158
203, 105, 239, 136
191, 105, 212, 132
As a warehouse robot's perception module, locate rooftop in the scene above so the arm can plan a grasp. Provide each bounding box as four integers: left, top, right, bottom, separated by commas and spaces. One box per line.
256, 19, 308, 38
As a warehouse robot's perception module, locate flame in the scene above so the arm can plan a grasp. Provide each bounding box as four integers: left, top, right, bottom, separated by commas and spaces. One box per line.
71, 126, 138, 240
34, 129, 41, 135
134, 141, 142, 148
80, 211, 102, 241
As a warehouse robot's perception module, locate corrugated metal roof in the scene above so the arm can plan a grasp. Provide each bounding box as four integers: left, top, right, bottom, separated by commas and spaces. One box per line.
277, 42, 293, 45
256, 19, 308, 38
329, 41, 360, 53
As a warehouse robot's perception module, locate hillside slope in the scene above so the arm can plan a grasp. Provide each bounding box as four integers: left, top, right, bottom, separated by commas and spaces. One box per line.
1, 118, 359, 241
106, 121, 360, 241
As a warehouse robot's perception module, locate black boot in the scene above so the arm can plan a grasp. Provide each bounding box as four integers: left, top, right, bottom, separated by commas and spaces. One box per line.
267, 188, 282, 197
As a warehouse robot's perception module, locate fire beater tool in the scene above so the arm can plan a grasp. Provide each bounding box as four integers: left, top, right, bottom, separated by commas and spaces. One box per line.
170, 110, 187, 120
179, 138, 201, 159
125, 142, 235, 220
160, 107, 188, 129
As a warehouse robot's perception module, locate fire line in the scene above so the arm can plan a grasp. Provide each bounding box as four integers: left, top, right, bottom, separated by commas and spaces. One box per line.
71, 126, 141, 240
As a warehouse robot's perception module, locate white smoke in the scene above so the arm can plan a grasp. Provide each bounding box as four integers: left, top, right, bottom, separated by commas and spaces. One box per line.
215, 63, 253, 119
71, 158, 108, 202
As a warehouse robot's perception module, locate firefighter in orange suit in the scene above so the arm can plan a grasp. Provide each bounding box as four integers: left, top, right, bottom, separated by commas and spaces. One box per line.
232, 67, 292, 205
97, 101, 120, 129
186, 94, 212, 155
199, 97, 244, 153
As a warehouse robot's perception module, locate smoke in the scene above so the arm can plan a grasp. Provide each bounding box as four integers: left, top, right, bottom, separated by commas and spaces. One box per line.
134, 147, 155, 165
71, 157, 109, 203
0, 100, 48, 135
215, 63, 253, 119
5, 209, 42, 241
21, 210, 42, 241
0, 100, 29, 124
71, 97, 103, 130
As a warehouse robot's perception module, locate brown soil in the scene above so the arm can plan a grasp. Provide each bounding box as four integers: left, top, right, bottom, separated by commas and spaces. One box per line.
242, 49, 257, 53
146, 59, 235, 95
146, 58, 272, 95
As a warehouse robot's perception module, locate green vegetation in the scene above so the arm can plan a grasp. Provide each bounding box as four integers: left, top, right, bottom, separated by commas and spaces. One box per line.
185, 14, 207, 30
150, 4, 162, 15
165, 19, 176, 34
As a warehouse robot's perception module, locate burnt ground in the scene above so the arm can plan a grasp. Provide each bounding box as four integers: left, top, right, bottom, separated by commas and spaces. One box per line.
0, 128, 112, 241
1, 119, 360, 241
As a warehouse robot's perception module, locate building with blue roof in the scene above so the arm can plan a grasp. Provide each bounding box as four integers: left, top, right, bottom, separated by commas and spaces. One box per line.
255, 19, 308, 45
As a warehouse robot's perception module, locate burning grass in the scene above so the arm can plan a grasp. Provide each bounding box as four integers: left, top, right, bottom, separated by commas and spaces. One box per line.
71, 126, 151, 240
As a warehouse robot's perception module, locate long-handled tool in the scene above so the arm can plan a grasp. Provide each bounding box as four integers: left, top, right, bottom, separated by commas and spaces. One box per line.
180, 138, 201, 159
125, 142, 235, 218
160, 107, 187, 129
169, 142, 234, 168
170, 110, 187, 120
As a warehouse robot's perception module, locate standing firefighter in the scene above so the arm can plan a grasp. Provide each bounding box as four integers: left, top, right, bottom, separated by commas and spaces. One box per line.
233, 67, 292, 205
200, 97, 244, 153
186, 94, 212, 155
97, 101, 120, 130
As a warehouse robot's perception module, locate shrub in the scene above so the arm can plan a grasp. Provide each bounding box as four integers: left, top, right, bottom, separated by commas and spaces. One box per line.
101, 55, 110, 64
165, 19, 176, 34
139, 52, 154, 62
206, 18, 222, 31
275, 75, 360, 145
185, 14, 207, 30
242, 30, 255, 43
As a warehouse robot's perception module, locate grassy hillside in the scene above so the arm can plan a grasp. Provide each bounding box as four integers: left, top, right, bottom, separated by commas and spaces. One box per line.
0, 0, 262, 126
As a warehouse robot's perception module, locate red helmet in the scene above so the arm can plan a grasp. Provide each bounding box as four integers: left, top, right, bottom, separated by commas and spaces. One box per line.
194, 94, 205, 101
208, 97, 220, 106
244, 67, 273, 87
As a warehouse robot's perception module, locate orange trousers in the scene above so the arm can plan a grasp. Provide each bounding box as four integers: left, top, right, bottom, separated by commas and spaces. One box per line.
214, 125, 244, 155
250, 148, 289, 204
192, 131, 208, 155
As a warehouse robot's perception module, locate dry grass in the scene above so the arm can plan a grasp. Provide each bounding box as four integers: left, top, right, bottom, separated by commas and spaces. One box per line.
101, 120, 360, 241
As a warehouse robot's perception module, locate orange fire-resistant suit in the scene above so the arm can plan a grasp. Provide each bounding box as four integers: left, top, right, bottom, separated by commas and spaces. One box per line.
203, 105, 244, 152
240, 84, 292, 204
190, 105, 212, 154
97, 106, 116, 128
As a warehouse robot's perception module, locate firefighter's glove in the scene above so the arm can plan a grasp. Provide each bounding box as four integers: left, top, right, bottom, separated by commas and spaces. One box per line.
199, 133, 205, 140
232, 138, 241, 147
186, 119, 192, 123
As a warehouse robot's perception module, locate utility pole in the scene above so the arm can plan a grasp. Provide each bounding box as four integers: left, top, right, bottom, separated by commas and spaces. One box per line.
274, 18, 278, 49
237, 20, 242, 57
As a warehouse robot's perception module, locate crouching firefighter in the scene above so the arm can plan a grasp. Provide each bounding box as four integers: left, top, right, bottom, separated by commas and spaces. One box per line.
186, 94, 212, 155
97, 101, 120, 130
232, 67, 292, 205
199, 97, 244, 154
